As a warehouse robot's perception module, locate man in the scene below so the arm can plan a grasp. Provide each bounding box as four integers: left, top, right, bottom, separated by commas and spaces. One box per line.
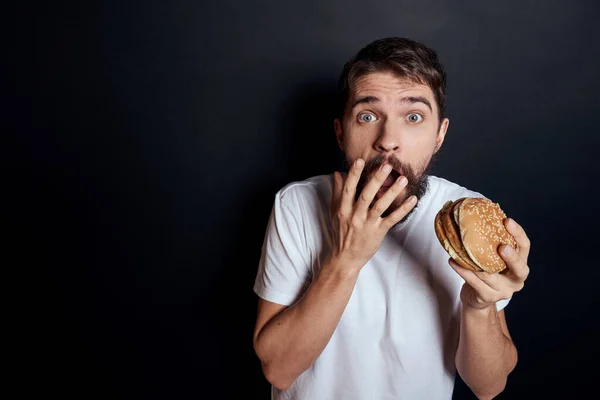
252, 37, 530, 400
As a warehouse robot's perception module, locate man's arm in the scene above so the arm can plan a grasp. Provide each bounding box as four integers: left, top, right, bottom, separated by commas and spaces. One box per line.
450, 217, 531, 400
253, 255, 359, 391
456, 307, 517, 400
253, 161, 417, 390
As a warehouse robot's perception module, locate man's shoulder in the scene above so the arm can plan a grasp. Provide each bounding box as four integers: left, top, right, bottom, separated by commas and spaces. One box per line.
275, 173, 334, 211
279, 173, 332, 196
426, 175, 486, 202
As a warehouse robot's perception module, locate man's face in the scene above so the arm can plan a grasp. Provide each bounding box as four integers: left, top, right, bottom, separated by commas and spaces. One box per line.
334, 72, 449, 219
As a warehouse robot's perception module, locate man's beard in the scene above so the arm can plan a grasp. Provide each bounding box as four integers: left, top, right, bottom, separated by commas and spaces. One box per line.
344, 153, 435, 222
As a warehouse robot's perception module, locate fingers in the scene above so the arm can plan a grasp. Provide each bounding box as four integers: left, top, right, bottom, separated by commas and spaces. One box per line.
499, 243, 529, 285
449, 259, 500, 290
355, 163, 392, 215
448, 259, 504, 303
330, 171, 342, 220
472, 269, 507, 291
338, 159, 364, 217
369, 175, 408, 217
381, 195, 418, 229
504, 218, 531, 262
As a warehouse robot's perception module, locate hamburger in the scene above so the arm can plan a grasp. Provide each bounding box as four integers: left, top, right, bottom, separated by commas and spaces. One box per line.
434, 197, 516, 274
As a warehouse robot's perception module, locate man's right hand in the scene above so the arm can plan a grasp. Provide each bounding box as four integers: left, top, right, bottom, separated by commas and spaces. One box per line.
329, 158, 418, 270
255, 157, 417, 390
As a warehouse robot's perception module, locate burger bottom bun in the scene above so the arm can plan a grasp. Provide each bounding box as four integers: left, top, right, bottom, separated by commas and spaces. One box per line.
434, 200, 482, 273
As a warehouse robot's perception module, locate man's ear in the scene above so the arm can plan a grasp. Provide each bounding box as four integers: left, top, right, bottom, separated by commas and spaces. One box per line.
434, 118, 449, 154
334, 118, 344, 151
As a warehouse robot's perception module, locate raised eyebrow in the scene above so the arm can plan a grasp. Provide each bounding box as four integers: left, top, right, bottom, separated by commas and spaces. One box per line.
351, 96, 379, 111
400, 96, 432, 112
351, 95, 433, 113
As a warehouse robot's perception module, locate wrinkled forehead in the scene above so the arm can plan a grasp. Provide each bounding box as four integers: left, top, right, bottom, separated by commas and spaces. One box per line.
351, 72, 434, 98
347, 72, 438, 113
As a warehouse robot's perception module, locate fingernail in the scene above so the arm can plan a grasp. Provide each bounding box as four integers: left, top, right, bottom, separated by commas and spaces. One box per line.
507, 218, 516, 229
502, 245, 513, 256
356, 158, 364, 168
408, 196, 417, 204
398, 176, 407, 185
382, 164, 391, 173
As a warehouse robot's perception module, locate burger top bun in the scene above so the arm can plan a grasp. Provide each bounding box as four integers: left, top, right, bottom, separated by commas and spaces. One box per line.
434, 197, 517, 274
458, 197, 517, 274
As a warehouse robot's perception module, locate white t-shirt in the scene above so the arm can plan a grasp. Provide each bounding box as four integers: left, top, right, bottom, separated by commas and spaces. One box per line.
253, 173, 510, 400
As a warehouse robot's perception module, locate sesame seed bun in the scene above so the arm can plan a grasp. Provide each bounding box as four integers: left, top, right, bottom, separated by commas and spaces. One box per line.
434, 197, 516, 274
434, 199, 483, 272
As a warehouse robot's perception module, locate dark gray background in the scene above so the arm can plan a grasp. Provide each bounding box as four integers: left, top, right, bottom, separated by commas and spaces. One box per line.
10, 0, 600, 398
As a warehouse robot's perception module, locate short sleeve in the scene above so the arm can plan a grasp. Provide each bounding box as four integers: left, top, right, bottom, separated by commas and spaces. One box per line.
253, 189, 312, 306
496, 297, 511, 312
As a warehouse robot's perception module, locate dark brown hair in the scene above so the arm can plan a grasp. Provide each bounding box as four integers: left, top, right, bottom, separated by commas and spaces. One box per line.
337, 37, 446, 121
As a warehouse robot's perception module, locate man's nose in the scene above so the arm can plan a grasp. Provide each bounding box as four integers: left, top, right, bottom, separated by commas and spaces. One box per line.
375, 122, 400, 153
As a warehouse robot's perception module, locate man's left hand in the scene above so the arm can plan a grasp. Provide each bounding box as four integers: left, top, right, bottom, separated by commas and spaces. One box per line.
449, 218, 531, 310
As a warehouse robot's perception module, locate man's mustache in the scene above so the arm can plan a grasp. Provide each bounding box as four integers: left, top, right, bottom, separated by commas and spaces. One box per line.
355, 155, 415, 186
363, 155, 405, 178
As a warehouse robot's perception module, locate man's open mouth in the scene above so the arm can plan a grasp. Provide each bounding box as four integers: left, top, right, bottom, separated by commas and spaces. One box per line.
382, 169, 401, 188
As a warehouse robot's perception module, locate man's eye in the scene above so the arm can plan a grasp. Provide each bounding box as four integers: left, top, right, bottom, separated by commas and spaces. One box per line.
358, 113, 377, 123
407, 113, 423, 123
